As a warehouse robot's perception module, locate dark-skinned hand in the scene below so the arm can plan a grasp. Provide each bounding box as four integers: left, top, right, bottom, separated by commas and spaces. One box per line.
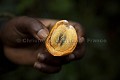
0, 16, 85, 73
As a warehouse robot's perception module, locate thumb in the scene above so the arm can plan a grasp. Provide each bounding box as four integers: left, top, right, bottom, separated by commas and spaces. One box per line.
36, 28, 49, 40
13, 16, 49, 40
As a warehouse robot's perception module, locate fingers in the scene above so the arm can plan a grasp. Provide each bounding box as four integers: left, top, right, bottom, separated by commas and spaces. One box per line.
37, 53, 64, 66
34, 62, 61, 73
64, 45, 85, 63
74, 24, 85, 39
69, 22, 85, 41
35, 51, 63, 73
74, 39, 85, 60
64, 36, 85, 63
72, 22, 85, 59
62, 54, 76, 64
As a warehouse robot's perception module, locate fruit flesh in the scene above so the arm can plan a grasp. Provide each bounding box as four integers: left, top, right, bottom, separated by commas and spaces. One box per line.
46, 20, 78, 56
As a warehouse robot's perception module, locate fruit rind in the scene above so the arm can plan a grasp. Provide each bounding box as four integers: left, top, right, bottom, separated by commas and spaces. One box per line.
45, 20, 78, 56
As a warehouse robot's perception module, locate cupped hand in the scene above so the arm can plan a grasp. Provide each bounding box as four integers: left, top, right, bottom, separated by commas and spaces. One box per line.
0, 16, 85, 73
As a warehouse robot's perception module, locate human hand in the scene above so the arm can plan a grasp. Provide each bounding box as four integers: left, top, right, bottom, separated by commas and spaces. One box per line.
0, 16, 85, 73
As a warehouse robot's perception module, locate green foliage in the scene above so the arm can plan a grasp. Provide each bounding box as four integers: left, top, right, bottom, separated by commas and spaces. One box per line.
16, 0, 35, 14
47, 0, 74, 13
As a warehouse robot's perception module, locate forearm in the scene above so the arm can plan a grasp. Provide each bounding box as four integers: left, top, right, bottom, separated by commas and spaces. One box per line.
4, 46, 38, 65
0, 18, 17, 74
0, 40, 17, 75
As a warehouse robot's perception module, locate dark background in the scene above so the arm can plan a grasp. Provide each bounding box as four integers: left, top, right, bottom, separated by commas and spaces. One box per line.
0, 0, 120, 80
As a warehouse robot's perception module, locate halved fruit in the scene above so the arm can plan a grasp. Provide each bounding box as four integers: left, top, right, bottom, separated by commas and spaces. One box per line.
45, 20, 78, 56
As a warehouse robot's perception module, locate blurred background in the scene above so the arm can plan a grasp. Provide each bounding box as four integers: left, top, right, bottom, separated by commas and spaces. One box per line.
0, 0, 120, 80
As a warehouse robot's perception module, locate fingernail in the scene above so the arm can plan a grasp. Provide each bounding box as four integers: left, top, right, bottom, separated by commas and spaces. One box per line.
79, 37, 84, 43
37, 29, 49, 39
68, 54, 75, 60
34, 62, 41, 68
37, 53, 45, 61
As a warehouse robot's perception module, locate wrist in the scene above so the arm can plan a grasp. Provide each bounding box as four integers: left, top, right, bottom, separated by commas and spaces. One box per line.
0, 16, 18, 73
4, 46, 38, 66
0, 41, 18, 74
